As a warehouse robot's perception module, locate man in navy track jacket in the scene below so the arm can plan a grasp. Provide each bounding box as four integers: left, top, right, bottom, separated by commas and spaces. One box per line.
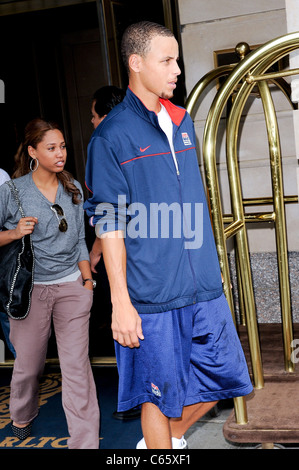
84, 21, 252, 449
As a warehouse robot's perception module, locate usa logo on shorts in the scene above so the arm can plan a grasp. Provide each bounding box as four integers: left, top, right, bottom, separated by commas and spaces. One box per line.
151, 382, 161, 397
182, 132, 191, 146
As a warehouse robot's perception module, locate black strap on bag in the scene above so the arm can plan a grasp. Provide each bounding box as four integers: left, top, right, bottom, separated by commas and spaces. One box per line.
0, 180, 35, 319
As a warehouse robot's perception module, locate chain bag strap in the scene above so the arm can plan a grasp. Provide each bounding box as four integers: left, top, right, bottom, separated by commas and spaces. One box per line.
0, 180, 35, 319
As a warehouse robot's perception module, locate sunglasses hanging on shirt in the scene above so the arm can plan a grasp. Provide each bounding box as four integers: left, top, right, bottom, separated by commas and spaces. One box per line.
51, 204, 68, 232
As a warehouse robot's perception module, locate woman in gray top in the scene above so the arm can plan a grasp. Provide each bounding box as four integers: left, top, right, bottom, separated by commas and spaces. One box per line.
0, 118, 100, 448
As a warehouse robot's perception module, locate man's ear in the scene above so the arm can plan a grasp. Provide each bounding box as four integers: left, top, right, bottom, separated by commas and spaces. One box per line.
129, 54, 142, 73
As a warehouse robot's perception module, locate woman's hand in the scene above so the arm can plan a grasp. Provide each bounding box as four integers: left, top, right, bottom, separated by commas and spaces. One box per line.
14, 217, 38, 239
83, 279, 94, 291
78, 260, 94, 291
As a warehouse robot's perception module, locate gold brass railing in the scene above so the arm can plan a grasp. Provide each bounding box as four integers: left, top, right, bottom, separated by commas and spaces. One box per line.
186, 31, 299, 424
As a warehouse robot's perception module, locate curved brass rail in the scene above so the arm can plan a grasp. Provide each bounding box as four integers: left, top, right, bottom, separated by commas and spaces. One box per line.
203, 31, 299, 377
187, 31, 299, 423
186, 64, 234, 116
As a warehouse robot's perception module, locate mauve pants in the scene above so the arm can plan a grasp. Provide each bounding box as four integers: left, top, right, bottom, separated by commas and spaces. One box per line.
9, 277, 100, 449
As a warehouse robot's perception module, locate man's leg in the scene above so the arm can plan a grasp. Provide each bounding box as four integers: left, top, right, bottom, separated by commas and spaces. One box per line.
141, 402, 172, 449
141, 400, 218, 449
170, 400, 218, 439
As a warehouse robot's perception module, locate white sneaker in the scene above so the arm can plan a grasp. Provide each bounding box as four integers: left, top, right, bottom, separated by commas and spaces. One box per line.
172, 436, 188, 449
136, 436, 188, 449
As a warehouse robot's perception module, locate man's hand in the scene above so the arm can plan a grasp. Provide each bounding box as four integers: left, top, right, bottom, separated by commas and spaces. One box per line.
90, 237, 102, 273
112, 302, 144, 348
100, 231, 143, 348
90, 250, 101, 273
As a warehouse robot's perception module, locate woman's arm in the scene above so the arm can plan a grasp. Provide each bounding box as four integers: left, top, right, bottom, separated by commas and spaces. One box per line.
0, 217, 38, 246
78, 259, 94, 291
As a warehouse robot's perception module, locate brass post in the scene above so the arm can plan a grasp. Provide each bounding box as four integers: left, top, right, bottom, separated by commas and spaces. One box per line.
225, 80, 264, 390
233, 396, 248, 425
258, 80, 294, 372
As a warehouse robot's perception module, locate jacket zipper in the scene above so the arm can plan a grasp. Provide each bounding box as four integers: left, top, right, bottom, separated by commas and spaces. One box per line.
172, 151, 180, 176
173, 125, 197, 303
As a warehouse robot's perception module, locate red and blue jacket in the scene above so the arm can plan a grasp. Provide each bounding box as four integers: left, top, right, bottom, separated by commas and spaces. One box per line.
84, 87, 223, 313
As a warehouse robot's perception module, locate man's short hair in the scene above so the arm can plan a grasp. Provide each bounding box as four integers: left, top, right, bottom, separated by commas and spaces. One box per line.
121, 21, 174, 74
93, 86, 125, 117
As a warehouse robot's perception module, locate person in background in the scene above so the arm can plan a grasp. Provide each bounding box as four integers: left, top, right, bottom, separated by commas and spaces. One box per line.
90, 85, 140, 421
91, 85, 126, 130
0, 168, 10, 185
0, 168, 16, 358
0, 119, 99, 448
89, 86, 126, 273
84, 21, 252, 449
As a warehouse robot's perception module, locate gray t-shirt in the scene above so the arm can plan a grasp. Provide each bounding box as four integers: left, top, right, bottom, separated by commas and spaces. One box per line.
0, 173, 89, 282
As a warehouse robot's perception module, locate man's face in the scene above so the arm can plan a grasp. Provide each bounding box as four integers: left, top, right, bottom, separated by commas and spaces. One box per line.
91, 100, 105, 129
138, 35, 181, 100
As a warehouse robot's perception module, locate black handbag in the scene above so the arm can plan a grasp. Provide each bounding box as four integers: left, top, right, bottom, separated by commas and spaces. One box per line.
0, 180, 35, 319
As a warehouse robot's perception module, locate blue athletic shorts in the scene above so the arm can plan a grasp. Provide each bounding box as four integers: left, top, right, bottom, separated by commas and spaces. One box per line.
115, 293, 253, 418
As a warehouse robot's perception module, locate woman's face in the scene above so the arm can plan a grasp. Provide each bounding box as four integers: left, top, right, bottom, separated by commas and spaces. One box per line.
28, 129, 67, 174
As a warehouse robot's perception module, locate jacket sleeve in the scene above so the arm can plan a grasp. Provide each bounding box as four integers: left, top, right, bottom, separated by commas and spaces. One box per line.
84, 135, 130, 236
